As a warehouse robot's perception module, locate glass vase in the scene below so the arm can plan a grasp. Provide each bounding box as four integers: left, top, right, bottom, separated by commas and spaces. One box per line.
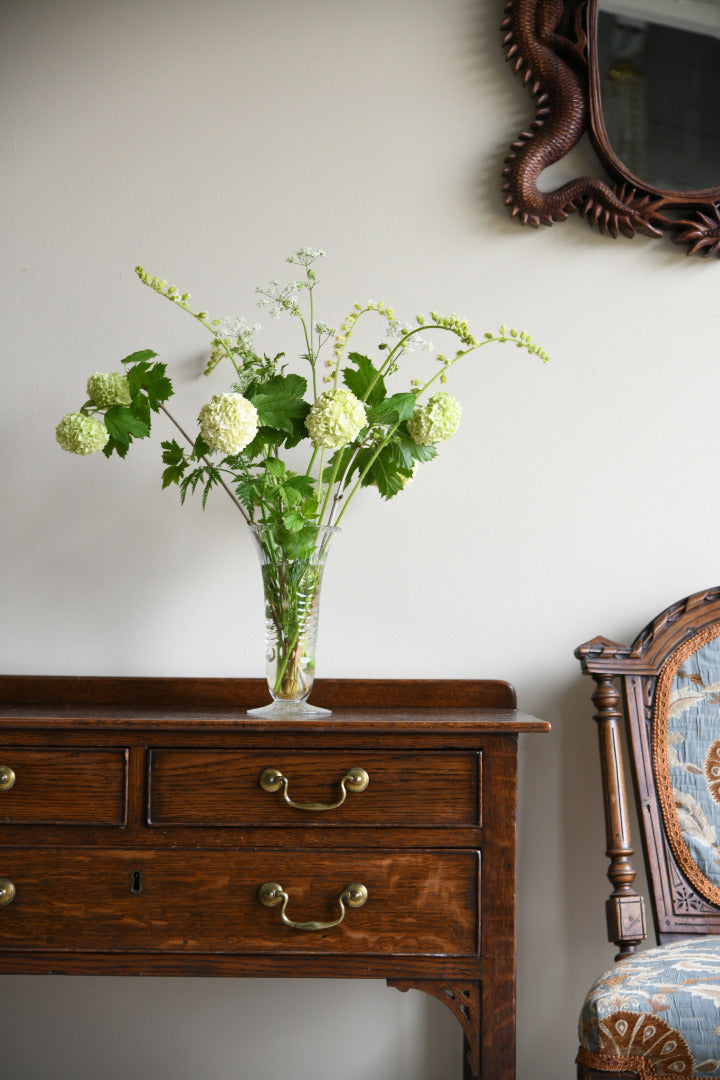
247, 523, 338, 718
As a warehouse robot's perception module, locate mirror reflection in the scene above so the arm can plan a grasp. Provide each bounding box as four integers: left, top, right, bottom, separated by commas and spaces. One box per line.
597, 0, 720, 192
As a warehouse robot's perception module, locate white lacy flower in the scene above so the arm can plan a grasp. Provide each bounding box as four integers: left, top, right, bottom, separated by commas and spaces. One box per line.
407, 392, 462, 445
305, 388, 367, 449
86, 372, 132, 408
55, 412, 110, 455
198, 392, 258, 454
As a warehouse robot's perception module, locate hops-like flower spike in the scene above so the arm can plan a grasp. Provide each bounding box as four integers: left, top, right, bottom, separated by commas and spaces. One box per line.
56, 412, 110, 455
305, 388, 367, 449
198, 393, 258, 454
407, 392, 462, 446
86, 372, 132, 409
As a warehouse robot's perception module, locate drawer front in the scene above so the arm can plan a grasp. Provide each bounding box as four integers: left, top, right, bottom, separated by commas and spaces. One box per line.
148, 749, 480, 827
0, 848, 478, 956
0, 749, 127, 825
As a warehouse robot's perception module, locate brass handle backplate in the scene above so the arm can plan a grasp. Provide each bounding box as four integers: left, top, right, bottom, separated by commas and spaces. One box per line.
0, 766, 16, 792
0, 879, 15, 907
259, 766, 369, 811
258, 880, 368, 931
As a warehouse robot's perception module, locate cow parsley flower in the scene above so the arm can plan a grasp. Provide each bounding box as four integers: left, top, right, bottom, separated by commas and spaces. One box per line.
55, 412, 110, 455
305, 388, 367, 449
86, 372, 132, 408
407, 392, 462, 445
198, 393, 258, 454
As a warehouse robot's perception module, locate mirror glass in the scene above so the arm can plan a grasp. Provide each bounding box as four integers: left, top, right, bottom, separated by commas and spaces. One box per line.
596, 0, 720, 192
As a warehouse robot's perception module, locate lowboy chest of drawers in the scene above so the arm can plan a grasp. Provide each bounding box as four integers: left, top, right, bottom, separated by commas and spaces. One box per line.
0, 675, 548, 1080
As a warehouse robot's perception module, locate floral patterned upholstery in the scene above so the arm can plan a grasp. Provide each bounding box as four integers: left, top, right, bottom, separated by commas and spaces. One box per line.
578, 937, 720, 1077
658, 634, 720, 903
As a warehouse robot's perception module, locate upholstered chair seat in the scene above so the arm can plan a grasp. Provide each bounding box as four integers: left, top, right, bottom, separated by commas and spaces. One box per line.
578, 936, 720, 1077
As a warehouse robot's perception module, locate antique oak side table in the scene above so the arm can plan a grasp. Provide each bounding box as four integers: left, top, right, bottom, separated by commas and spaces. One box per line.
0, 675, 548, 1080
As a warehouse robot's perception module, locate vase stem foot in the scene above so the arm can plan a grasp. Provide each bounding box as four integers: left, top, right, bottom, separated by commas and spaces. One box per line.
247, 701, 332, 719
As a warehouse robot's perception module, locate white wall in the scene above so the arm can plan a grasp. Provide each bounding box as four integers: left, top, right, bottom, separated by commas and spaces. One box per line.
3, 1, 720, 1076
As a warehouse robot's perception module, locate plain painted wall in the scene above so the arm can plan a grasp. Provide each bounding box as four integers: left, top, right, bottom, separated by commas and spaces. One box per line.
2, 1, 719, 1077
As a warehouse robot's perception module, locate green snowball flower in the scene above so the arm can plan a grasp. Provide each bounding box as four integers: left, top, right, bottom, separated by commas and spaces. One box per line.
407, 391, 462, 445
305, 388, 367, 449
55, 412, 110, 455
86, 372, 132, 408
198, 392, 258, 454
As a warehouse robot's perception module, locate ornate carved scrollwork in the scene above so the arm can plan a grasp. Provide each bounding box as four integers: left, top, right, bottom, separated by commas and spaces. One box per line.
500, 1, 720, 256
387, 979, 480, 1078
500, 0, 664, 239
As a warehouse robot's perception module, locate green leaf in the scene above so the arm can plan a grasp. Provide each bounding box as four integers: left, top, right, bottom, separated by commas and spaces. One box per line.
179, 466, 207, 505
247, 374, 309, 435
278, 485, 303, 507
160, 439, 188, 486
121, 349, 158, 366
342, 353, 386, 406
126, 360, 173, 411
279, 525, 320, 559
264, 457, 286, 478
282, 509, 307, 532
367, 392, 416, 426
103, 404, 151, 455
161, 439, 185, 466
396, 427, 438, 464
202, 468, 221, 509
356, 443, 413, 499
162, 463, 185, 488
282, 473, 315, 500
191, 434, 211, 461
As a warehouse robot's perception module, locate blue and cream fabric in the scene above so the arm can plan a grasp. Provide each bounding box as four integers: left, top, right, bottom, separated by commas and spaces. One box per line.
578, 937, 720, 1077
661, 634, 720, 900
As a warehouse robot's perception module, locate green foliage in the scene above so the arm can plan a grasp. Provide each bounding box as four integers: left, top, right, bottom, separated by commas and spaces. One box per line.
342, 353, 386, 405
366, 392, 416, 426
160, 439, 187, 488
246, 374, 309, 434
100, 351, 173, 458
61, 251, 547, 555
103, 405, 150, 457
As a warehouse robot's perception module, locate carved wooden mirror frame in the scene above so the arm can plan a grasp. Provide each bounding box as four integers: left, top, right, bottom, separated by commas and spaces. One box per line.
501, 0, 720, 256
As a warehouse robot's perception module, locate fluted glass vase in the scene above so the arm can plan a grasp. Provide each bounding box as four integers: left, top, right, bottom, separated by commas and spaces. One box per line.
247, 523, 337, 719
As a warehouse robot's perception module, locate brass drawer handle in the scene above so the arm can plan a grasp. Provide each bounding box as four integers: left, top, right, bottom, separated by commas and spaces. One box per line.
0, 879, 15, 907
258, 880, 368, 931
259, 766, 369, 811
0, 766, 15, 792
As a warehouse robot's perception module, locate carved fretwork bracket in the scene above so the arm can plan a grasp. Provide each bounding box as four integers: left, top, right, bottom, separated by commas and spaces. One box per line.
387, 979, 480, 1078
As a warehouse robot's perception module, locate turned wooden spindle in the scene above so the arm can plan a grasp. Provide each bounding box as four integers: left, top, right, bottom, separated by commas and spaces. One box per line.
591, 674, 646, 959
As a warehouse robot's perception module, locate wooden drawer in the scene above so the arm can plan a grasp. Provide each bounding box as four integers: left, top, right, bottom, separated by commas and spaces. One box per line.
0, 848, 479, 956
148, 749, 480, 827
0, 749, 127, 825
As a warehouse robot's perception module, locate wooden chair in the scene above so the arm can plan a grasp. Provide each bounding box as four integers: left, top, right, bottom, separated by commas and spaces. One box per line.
576, 588, 720, 1079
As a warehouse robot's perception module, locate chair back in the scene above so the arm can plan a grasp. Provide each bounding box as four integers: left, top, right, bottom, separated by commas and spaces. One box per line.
577, 588, 720, 958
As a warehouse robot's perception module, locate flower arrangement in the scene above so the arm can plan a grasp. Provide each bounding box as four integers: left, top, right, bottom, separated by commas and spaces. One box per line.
55, 247, 548, 713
